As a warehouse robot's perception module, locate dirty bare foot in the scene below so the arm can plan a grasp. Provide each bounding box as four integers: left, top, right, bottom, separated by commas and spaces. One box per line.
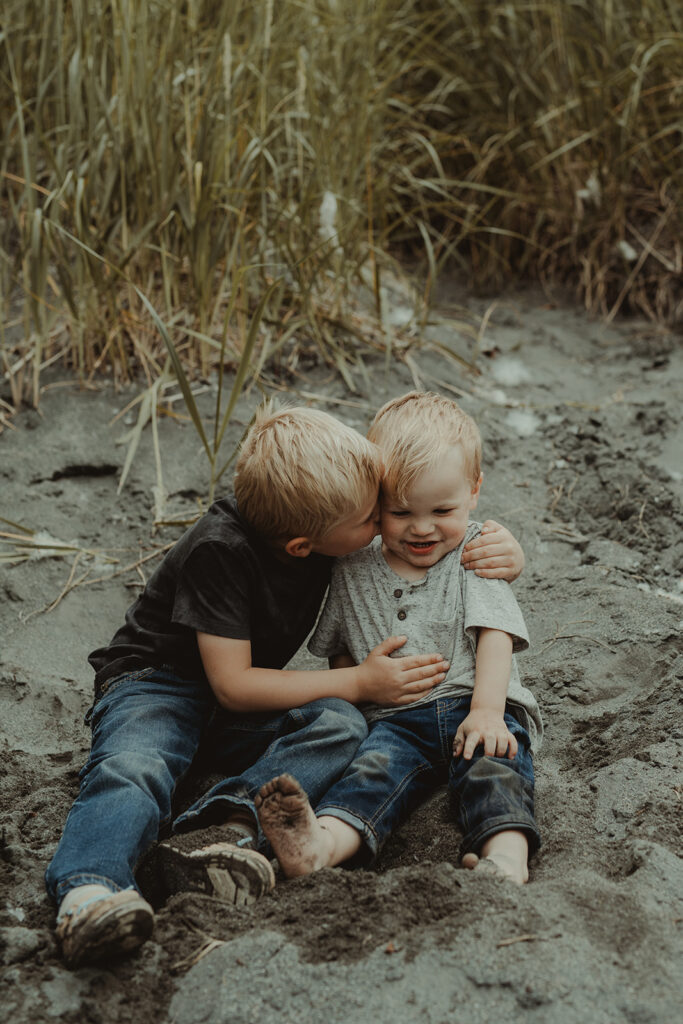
255, 774, 333, 878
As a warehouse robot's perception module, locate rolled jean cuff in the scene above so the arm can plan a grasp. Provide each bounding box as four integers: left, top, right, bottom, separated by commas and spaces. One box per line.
173, 794, 264, 848
461, 814, 542, 859
315, 804, 380, 866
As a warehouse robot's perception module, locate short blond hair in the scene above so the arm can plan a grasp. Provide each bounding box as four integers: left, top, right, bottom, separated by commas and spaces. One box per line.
367, 391, 481, 500
234, 403, 382, 541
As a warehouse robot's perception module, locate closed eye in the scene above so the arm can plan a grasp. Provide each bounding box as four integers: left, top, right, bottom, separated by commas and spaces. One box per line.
388, 509, 410, 517
434, 508, 456, 515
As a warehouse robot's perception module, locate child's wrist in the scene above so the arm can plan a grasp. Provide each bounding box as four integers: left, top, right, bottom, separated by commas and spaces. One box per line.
469, 698, 505, 715
350, 663, 365, 703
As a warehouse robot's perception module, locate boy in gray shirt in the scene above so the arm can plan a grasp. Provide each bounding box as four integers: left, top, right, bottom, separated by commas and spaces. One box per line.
255, 391, 542, 885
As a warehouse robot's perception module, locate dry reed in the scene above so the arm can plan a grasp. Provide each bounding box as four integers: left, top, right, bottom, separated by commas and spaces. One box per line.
1, 0, 681, 411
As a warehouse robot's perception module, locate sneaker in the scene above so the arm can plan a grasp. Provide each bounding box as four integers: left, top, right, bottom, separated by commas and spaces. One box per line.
157, 841, 275, 905
56, 888, 154, 969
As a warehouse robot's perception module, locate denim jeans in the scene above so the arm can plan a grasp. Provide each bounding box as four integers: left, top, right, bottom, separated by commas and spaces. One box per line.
45, 668, 368, 903
315, 696, 540, 862
173, 695, 368, 846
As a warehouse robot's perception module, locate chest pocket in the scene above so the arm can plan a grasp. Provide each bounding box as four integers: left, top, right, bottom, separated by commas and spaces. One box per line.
394, 620, 457, 664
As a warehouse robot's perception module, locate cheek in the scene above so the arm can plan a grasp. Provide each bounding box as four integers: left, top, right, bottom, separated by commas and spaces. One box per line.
446, 515, 468, 538
359, 521, 379, 547
379, 519, 398, 540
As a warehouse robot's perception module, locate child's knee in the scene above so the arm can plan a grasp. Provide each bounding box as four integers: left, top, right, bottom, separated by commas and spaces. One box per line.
307, 698, 368, 745
83, 750, 175, 805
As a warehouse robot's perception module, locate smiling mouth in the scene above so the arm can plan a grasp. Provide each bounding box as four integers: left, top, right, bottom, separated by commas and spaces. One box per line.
406, 541, 437, 551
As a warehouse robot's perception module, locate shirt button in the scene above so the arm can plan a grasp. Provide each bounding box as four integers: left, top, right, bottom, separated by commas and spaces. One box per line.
397, 609, 407, 621
393, 589, 403, 598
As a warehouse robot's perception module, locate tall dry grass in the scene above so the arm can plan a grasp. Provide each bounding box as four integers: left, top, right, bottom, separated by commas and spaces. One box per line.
2, 0, 681, 411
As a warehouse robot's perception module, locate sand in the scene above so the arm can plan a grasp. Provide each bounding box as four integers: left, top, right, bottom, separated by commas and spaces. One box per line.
1, 289, 681, 1023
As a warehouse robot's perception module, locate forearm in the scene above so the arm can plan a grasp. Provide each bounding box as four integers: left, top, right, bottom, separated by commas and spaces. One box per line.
212, 663, 363, 712
454, 629, 516, 760
330, 652, 355, 670
198, 632, 448, 715
470, 628, 513, 713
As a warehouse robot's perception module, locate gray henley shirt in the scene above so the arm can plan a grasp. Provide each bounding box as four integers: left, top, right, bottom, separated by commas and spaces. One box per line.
309, 522, 543, 750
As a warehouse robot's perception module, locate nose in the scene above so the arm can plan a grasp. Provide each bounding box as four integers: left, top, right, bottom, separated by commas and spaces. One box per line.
410, 516, 434, 536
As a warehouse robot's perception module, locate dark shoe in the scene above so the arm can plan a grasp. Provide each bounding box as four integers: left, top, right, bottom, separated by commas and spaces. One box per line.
56, 889, 154, 969
158, 841, 275, 905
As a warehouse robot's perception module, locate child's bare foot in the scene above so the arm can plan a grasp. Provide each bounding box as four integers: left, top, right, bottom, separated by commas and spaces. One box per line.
461, 851, 528, 885
255, 774, 333, 877
461, 830, 529, 885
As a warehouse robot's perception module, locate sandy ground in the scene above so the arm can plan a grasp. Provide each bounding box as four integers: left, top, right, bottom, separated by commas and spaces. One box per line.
1, 289, 682, 1023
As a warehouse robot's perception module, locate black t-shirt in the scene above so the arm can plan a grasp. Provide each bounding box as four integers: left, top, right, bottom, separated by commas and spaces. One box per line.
88, 497, 332, 691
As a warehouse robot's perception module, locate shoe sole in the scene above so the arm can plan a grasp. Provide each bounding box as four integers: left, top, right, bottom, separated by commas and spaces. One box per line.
159, 842, 275, 905
57, 892, 154, 969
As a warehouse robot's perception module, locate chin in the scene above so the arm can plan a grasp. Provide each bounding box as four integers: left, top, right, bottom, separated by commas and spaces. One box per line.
405, 554, 439, 568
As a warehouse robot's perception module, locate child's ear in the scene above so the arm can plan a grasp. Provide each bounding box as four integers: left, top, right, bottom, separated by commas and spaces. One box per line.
285, 537, 314, 559
470, 472, 483, 508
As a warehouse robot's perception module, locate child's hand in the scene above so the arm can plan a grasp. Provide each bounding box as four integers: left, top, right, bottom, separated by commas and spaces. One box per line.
461, 520, 525, 581
453, 708, 518, 760
358, 636, 449, 706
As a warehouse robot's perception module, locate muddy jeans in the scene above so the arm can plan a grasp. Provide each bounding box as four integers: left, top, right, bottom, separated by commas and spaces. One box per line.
315, 696, 540, 862
45, 667, 368, 903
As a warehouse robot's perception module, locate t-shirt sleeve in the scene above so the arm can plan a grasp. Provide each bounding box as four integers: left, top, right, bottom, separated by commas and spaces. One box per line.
463, 572, 529, 653
171, 541, 252, 640
308, 570, 345, 659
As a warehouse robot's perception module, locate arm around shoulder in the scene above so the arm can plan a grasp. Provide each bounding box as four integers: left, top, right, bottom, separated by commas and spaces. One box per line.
461, 520, 525, 581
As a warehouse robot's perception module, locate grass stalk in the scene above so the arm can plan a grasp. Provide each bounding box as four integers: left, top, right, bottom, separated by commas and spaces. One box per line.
1, 0, 680, 420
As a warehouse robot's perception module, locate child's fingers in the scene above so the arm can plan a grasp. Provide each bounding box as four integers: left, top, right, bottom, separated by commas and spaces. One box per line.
507, 732, 519, 759
401, 655, 449, 677
409, 669, 447, 689
462, 543, 511, 566
373, 635, 408, 656
480, 519, 503, 534
396, 675, 446, 702
494, 733, 511, 757
463, 731, 483, 759
473, 567, 516, 579
404, 670, 448, 693
465, 522, 507, 546
462, 548, 491, 566
466, 554, 513, 570
483, 732, 500, 757
462, 538, 500, 558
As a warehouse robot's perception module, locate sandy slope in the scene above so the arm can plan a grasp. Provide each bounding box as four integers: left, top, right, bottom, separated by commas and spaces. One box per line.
1, 291, 681, 1023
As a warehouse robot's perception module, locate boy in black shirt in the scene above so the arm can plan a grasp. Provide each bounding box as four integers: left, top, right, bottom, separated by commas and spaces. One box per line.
47, 403, 523, 968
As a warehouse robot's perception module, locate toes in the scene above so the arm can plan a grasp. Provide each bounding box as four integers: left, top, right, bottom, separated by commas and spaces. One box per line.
256, 779, 277, 802
257, 774, 301, 804
272, 773, 303, 796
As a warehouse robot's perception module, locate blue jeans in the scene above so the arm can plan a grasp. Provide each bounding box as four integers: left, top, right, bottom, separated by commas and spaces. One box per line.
316, 697, 539, 862
45, 668, 368, 903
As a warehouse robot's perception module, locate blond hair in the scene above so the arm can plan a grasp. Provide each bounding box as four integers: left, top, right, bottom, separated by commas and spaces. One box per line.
234, 403, 382, 541
367, 391, 481, 500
